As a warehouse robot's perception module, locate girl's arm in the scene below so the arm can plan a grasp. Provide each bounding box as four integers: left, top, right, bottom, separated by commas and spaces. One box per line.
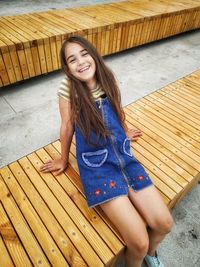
123, 116, 142, 141
126, 128, 142, 141
40, 97, 74, 175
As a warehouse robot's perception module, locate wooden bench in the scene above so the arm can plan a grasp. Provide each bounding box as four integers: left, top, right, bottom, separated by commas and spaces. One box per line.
0, 69, 200, 266
0, 0, 200, 87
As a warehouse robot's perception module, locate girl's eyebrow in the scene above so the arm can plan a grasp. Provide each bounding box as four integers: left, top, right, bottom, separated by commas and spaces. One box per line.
67, 49, 87, 62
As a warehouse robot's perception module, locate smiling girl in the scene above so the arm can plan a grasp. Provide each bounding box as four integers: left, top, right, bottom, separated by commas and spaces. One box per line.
40, 35, 173, 267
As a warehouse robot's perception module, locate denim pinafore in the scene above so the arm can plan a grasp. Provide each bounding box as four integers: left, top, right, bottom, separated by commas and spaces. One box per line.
75, 97, 153, 208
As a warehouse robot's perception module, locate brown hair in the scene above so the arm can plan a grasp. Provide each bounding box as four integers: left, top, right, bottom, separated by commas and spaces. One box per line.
60, 35, 126, 144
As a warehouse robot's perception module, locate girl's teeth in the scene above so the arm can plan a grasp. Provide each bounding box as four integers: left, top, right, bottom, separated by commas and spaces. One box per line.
80, 66, 89, 72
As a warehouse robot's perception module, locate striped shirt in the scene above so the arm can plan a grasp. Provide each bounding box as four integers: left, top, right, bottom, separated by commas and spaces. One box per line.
57, 77, 105, 102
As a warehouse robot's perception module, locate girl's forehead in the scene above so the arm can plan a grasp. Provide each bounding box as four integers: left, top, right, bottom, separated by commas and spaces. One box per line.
65, 42, 85, 56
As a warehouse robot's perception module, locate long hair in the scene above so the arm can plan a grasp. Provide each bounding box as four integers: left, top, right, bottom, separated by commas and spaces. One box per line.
60, 35, 126, 145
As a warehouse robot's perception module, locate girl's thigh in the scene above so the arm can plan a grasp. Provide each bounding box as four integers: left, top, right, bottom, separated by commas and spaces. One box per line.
100, 196, 148, 245
128, 185, 173, 230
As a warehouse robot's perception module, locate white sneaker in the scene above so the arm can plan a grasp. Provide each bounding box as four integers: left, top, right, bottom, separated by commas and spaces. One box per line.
145, 251, 164, 267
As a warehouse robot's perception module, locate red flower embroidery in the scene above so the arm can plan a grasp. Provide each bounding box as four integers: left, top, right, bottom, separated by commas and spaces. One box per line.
139, 176, 144, 180
109, 181, 116, 188
95, 189, 101, 196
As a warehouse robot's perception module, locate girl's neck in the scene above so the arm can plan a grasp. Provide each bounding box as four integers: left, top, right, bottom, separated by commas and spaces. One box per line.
86, 78, 97, 90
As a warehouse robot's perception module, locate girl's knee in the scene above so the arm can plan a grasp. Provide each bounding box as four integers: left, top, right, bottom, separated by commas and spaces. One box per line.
126, 235, 149, 259
151, 213, 174, 234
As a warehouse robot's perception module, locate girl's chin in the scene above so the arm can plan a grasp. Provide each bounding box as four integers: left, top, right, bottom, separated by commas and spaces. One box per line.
78, 75, 96, 83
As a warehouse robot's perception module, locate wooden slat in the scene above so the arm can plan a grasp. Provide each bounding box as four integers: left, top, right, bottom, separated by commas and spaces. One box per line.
1, 166, 69, 267
1, 0, 200, 87
131, 101, 200, 153
17, 156, 104, 267
124, 105, 200, 171
36, 146, 124, 253
0, 51, 10, 86
44, 142, 125, 243
0, 17, 32, 80
0, 174, 50, 266
8, 161, 86, 267
0, 200, 32, 267
0, 234, 15, 267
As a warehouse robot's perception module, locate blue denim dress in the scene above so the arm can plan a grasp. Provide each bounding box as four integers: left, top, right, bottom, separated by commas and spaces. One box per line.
75, 97, 153, 208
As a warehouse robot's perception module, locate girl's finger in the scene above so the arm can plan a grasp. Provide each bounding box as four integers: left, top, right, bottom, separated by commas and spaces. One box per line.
132, 130, 142, 134
40, 165, 51, 171
53, 169, 63, 176
131, 137, 139, 141
44, 160, 52, 165
130, 133, 142, 138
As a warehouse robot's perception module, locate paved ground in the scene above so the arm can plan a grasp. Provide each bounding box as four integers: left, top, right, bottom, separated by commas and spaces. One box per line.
0, 1, 200, 266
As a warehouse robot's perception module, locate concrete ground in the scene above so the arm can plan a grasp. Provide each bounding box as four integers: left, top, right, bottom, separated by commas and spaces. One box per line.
0, 1, 200, 266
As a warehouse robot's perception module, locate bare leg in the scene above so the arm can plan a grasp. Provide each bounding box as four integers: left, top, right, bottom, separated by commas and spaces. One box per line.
128, 185, 174, 256
100, 196, 149, 267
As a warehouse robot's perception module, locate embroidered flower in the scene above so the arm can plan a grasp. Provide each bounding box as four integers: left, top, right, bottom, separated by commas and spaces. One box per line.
138, 175, 144, 181
109, 181, 116, 188
95, 189, 101, 196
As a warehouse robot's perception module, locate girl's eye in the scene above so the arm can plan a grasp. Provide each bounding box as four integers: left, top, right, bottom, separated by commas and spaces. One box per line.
69, 58, 76, 63
82, 52, 88, 56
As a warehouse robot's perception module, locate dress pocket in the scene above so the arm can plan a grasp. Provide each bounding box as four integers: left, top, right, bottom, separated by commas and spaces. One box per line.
82, 149, 108, 167
122, 137, 133, 157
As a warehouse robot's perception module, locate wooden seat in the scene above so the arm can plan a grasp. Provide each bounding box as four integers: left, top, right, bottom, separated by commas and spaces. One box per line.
0, 69, 200, 266
0, 0, 200, 87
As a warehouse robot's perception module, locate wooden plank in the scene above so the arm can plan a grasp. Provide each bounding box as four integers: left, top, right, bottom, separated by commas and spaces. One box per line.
0, 17, 36, 78
24, 13, 64, 72
50, 140, 145, 240
0, 173, 50, 267
129, 102, 200, 155
18, 156, 104, 267
139, 97, 200, 144
8, 161, 86, 267
36, 146, 124, 254
0, 200, 32, 267
126, 111, 197, 178
0, 20, 30, 80
0, 0, 200, 87
1, 166, 69, 267
124, 106, 200, 171
76, 6, 118, 55
135, 99, 200, 146
177, 80, 200, 94
1, 47, 16, 84
8, 14, 49, 74
22, 13, 62, 73
8, 46, 23, 82
148, 91, 200, 129
168, 83, 200, 106
157, 88, 200, 120
45, 142, 125, 240
0, 51, 10, 86
128, 103, 200, 165
0, 37, 17, 85
0, 75, 3, 87
0, 233, 14, 267
27, 152, 115, 265
4, 16, 42, 77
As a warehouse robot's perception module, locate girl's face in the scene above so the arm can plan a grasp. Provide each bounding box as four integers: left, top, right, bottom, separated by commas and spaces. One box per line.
65, 42, 97, 89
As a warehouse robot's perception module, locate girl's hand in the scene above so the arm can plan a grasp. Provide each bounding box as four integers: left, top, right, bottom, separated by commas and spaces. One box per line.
40, 158, 68, 176
126, 128, 142, 141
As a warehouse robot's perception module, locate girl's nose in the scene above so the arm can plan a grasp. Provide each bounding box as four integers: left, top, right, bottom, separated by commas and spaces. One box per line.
77, 56, 84, 65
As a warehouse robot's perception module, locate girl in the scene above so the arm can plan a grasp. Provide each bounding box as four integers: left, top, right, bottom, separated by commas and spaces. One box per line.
40, 35, 173, 267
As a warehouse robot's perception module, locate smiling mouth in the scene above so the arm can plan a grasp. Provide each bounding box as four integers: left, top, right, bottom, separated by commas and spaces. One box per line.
79, 65, 90, 73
